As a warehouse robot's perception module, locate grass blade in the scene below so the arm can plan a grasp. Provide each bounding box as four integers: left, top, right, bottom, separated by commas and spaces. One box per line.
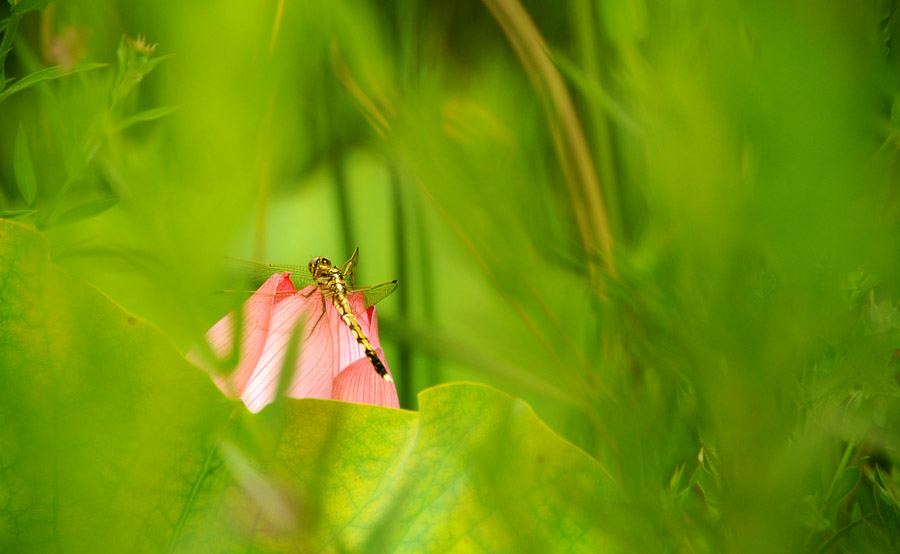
10, 0, 50, 15
813, 517, 869, 554
52, 197, 119, 227
481, 0, 617, 285
0, 209, 37, 219
0, 14, 22, 86
116, 105, 178, 131
0, 62, 107, 104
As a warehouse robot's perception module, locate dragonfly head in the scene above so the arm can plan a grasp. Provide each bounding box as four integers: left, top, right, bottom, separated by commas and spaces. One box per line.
308, 256, 334, 278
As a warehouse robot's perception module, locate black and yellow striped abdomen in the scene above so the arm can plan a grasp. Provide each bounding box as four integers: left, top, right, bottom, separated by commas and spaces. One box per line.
333, 295, 393, 382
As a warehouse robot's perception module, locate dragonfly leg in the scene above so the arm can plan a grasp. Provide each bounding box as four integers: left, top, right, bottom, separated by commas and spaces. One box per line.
305, 292, 328, 337
301, 286, 318, 298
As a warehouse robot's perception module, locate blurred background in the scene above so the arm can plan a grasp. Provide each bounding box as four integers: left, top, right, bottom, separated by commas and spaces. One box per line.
3, 0, 900, 551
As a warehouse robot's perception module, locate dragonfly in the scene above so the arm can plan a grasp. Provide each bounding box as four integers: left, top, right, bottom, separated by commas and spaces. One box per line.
226, 248, 398, 382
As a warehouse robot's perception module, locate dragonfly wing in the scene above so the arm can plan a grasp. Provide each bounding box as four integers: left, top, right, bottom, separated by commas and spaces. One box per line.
227, 256, 315, 287
356, 280, 398, 308
341, 248, 359, 287
214, 288, 303, 300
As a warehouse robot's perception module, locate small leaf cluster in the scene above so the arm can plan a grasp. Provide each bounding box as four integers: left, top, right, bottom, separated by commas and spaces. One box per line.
0, 4, 173, 228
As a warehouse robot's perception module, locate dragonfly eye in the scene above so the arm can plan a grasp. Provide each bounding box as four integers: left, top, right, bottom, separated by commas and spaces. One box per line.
308, 257, 333, 275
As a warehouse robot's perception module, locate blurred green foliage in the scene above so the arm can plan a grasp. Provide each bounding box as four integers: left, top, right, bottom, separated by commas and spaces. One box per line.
2, 0, 900, 551
0, 218, 614, 551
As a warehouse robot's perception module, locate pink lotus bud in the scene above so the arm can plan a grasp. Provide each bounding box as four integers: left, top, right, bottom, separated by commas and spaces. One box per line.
193, 273, 399, 411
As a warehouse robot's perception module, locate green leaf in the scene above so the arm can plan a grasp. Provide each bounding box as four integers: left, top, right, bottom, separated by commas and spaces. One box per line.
796, 494, 831, 531
116, 105, 177, 131
0, 218, 235, 552
248, 383, 620, 553
0, 209, 36, 219
0, 62, 106, 104
13, 122, 36, 205
52, 196, 119, 226
826, 459, 866, 508
10, 0, 50, 14
812, 516, 868, 554
0, 218, 620, 552
550, 50, 640, 135
0, 18, 8, 33
0, 13, 21, 86
872, 468, 900, 540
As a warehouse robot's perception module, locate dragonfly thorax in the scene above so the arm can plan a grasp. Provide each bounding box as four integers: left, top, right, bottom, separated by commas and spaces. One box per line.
309, 256, 347, 295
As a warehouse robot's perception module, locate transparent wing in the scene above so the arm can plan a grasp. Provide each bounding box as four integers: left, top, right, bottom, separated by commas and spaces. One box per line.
213, 288, 301, 299
227, 256, 315, 288
341, 248, 359, 287
354, 280, 398, 308
225, 253, 395, 307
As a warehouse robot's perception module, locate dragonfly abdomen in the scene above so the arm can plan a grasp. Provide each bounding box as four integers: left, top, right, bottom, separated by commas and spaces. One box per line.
333, 296, 393, 383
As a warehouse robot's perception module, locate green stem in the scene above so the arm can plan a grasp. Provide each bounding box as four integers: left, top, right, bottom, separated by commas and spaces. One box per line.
390, 162, 412, 408
411, 187, 440, 394
9, 29, 100, 228
0, 13, 22, 87
40, 135, 102, 227
802, 441, 857, 550
828, 442, 857, 500
571, 0, 623, 240
332, 152, 355, 255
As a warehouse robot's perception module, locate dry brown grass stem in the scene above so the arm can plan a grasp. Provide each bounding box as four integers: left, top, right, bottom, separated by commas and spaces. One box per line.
482, 0, 617, 286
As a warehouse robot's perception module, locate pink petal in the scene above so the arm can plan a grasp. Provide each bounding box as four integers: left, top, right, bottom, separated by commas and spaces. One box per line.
201, 273, 295, 398
278, 290, 386, 402
331, 348, 400, 408
242, 285, 343, 411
